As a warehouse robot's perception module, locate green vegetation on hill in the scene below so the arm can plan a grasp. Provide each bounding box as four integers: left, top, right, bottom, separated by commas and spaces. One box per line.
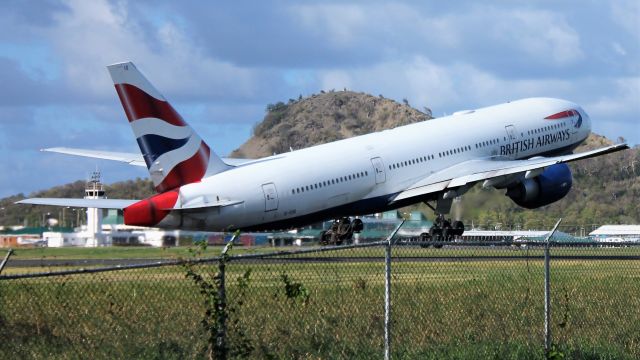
2, 91, 638, 230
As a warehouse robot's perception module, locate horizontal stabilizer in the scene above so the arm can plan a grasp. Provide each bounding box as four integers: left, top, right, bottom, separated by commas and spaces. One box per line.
42, 147, 254, 167
43, 147, 147, 166
16, 198, 139, 209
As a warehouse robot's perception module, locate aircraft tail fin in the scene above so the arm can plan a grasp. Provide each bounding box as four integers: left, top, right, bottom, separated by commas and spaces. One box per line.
107, 62, 229, 193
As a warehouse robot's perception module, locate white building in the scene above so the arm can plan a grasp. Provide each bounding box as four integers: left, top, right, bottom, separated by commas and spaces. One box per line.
589, 225, 640, 243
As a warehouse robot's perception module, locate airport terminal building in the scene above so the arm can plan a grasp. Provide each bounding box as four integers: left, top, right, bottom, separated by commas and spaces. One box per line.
589, 225, 640, 243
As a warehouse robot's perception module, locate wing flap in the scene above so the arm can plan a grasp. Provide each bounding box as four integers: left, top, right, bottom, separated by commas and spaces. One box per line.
392, 143, 628, 203
16, 198, 139, 209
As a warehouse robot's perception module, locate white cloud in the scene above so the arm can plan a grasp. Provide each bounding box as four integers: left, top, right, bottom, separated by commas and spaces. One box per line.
320, 70, 352, 91
43, 0, 262, 101
586, 77, 640, 116
314, 56, 573, 112
289, 3, 584, 67
504, 9, 583, 65
612, 42, 628, 56
291, 4, 367, 47
611, 0, 640, 40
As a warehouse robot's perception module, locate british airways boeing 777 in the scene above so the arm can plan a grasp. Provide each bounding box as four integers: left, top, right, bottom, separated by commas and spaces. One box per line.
18, 62, 628, 242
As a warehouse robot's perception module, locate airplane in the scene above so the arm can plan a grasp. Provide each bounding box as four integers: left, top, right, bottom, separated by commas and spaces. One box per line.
18, 61, 628, 243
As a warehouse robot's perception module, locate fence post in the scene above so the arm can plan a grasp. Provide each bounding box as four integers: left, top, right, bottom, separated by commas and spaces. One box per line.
0, 248, 12, 275
216, 254, 227, 359
544, 219, 562, 356
384, 220, 404, 360
215, 231, 239, 359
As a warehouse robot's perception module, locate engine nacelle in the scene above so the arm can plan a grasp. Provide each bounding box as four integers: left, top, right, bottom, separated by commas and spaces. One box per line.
506, 163, 572, 209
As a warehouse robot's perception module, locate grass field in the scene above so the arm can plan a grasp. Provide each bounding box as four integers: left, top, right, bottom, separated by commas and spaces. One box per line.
1, 245, 639, 359
6, 245, 284, 260
9, 242, 640, 260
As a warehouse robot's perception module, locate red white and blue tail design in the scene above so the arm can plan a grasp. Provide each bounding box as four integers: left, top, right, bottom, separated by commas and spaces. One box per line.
107, 62, 229, 193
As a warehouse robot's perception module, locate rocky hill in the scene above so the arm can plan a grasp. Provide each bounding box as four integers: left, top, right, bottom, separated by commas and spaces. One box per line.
3, 91, 638, 230
231, 91, 432, 158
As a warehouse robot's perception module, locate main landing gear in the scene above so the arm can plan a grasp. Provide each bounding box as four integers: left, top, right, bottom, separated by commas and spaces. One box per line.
420, 214, 464, 246
419, 197, 465, 247
319, 217, 364, 246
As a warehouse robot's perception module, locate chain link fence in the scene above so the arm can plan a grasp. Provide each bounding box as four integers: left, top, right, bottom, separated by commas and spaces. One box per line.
1, 227, 639, 359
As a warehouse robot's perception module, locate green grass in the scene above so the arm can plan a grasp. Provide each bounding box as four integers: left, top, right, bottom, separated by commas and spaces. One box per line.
1, 246, 639, 359
8, 243, 640, 261
8, 245, 293, 260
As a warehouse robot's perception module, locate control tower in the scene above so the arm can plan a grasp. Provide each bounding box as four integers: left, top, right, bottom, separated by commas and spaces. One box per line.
84, 171, 106, 247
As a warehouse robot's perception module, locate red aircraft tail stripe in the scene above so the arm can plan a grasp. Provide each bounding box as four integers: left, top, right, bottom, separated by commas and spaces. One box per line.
155, 142, 211, 193
114, 83, 187, 126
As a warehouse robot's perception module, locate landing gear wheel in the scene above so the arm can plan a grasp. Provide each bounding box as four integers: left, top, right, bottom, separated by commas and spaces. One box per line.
319, 217, 357, 246
441, 227, 450, 242
319, 231, 330, 246
352, 218, 364, 233
452, 220, 465, 237
419, 232, 431, 248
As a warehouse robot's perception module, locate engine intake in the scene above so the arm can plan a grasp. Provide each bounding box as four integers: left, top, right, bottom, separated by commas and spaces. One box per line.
506, 163, 572, 209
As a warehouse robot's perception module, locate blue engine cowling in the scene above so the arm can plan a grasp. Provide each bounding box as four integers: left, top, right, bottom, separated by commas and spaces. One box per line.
506, 163, 572, 209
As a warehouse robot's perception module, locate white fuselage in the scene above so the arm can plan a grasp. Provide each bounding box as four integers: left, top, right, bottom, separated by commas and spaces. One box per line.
169, 98, 590, 231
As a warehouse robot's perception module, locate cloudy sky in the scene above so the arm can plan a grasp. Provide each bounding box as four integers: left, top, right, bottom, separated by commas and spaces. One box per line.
0, 0, 638, 198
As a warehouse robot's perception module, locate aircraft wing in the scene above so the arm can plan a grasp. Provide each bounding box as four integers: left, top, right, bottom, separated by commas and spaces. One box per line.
42, 147, 254, 167
16, 198, 139, 209
392, 143, 628, 203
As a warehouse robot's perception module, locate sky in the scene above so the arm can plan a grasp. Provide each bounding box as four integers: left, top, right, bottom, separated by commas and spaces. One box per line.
0, 0, 638, 198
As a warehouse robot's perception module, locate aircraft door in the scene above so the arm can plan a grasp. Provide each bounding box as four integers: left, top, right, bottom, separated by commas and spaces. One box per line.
505, 125, 518, 140
370, 157, 386, 184
261, 183, 279, 212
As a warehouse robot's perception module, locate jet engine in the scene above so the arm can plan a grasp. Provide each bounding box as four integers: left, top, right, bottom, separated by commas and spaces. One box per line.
505, 163, 572, 209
